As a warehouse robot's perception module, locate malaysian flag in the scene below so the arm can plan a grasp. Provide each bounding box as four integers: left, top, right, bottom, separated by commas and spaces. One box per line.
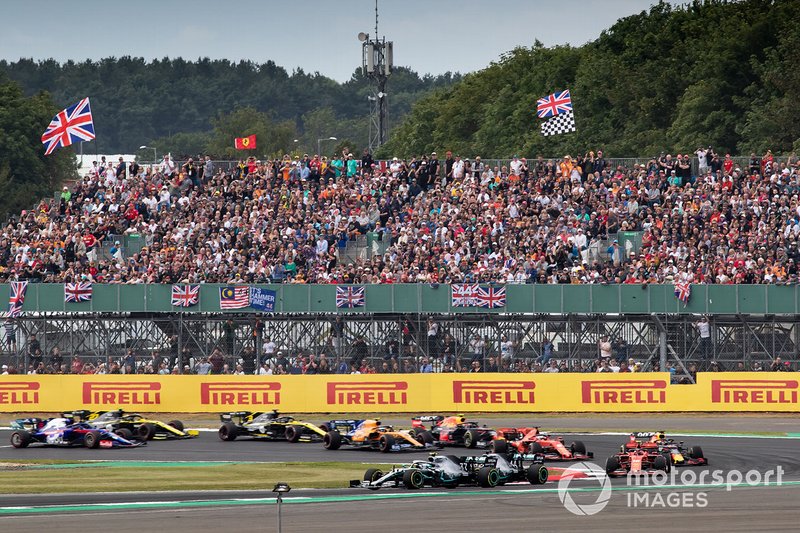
64, 282, 93, 303
536, 90, 572, 118
476, 286, 506, 309
171, 284, 200, 307
674, 282, 691, 306
7, 281, 28, 318
219, 286, 249, 309
336, 286, 365, 308
452, 283, 479, 307
41, 97, 96, 155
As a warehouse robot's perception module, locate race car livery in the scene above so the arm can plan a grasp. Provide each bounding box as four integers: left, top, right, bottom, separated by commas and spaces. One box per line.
68, 409, 198, 440
323, 419, 435, 452
218, 410, 327, 442
352, 451, 549, 489
606, 437, 671, 476
629, 431, 707, 466
410, 414, 496, 448
10, 417, 144, 449
490, 426, 593, 461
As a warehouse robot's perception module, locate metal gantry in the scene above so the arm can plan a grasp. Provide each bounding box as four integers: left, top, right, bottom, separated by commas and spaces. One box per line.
3, 313, 798, 381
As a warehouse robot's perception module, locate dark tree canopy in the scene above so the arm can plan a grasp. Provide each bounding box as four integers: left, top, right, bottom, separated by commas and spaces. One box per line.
380, 0, 800, 159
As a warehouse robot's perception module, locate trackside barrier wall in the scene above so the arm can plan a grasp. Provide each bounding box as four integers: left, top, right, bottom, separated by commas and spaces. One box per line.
3, 283, 800, 314
0, 373, 796, 413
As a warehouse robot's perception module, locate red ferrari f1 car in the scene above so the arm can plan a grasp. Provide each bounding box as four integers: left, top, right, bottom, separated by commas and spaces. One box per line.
606, 435, 671, 476
489, 427, 593, 461
629, 432, 707, 467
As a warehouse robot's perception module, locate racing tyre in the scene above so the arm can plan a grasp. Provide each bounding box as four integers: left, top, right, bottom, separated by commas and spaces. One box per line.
527, 441, 544, 454
115, 428, 134, 441
570, 440, 587, 455
323, 431, 342, 450
491, 439, 509, 454
363, 468, 384, 483
402, 468, 425, 489
168, 420, 185, 432
477, 466, 500, 488
653, 455, 669, 472
464, 429, 479, 448
414, 430, 434, 445
10, 430, 31, 448
219, 422, 239, 441
378, 434, 396, 453
137, 423, 156, 440
84, 430, 101, 449
527, 464, 549, 485
688, 446, 704, 459
605, 456, 621, 474
285, 425, 302, 443
319, 423, 331, 433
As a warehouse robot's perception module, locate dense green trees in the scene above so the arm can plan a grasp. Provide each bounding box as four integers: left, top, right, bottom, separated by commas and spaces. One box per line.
381, 0, 800, 158
0, 77, 76, 218
0, 57, 459, 157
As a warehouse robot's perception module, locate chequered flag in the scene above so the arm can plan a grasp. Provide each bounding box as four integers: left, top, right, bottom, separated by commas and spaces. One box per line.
540, 110, 576, 137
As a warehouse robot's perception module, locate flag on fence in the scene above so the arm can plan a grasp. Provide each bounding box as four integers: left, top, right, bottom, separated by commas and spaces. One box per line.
249, 287, 276, 312
540, 110, 576, 136
452, 283, 479, 307
171, 284, 200, 307
234, 134, 256, 150
536, 89, 572, 118
219, 286, 250, 309
476, 286, 506, 309
7, 281, 28, 317
64, 282, 93, 303
335, 286, 365, 308
674, 282, 691, 306
41, 97, 96, 155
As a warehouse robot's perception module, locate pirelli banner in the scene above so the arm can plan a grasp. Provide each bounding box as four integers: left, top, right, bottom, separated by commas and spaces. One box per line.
0, 373, 797, 413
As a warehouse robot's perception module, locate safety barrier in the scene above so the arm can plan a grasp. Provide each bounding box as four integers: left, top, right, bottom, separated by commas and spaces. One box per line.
0, 373, 796, 413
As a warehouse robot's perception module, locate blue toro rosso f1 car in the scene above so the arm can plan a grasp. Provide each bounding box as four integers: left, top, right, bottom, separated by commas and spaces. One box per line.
10, 417, 145, 449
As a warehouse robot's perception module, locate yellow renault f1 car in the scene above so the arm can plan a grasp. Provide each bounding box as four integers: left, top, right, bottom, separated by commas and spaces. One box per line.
66, 410, 199, 440
218, 410, 328, 442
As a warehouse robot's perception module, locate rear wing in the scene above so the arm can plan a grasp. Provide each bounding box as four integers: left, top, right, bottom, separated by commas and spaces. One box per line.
220, 411, 255, 423
62, 410, 94, 421
411, 415, 444, 422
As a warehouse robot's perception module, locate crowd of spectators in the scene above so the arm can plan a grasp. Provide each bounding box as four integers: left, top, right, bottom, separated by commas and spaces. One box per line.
1, 145, 799, 285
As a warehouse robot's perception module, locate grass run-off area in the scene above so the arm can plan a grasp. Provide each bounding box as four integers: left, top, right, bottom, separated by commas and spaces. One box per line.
0, 460, 393, 494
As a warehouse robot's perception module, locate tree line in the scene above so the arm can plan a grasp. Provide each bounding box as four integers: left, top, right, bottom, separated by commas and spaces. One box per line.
379, 0, 800, 159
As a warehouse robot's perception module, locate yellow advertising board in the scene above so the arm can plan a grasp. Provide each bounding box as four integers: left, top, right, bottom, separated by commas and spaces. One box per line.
0, 373, 796, 413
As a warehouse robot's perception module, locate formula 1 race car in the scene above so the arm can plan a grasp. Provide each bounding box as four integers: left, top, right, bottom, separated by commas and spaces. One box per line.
218, 410, 327, 442
606, 438, 671, 476
351, 452, 549, 489
628, 432, 707, 466
410, 415, 497, 448
67, 410, 198, 441
489, 426, 593, 461
323, 419, 436, 452
10, 416, 145, 449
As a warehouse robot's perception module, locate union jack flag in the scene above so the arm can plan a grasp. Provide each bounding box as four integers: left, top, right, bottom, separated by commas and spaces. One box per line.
336, 286, 365, 308
64, 282, 93, 303
41, 97, 96, 156
476, 286, 506, 309
674, 282, 691, 306
536, 89, 572, 118
7, 281, 28, 318
452, 283, 479, 307
171, 284, 200, 307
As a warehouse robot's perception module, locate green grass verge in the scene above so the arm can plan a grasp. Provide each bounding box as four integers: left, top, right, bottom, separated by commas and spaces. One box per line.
0, 461, 393, 494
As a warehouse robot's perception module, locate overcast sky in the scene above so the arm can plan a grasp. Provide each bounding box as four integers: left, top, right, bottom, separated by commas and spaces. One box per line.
3, 0, 669, 82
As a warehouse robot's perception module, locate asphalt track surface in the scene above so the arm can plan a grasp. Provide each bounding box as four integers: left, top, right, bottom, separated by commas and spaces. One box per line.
1, 416, 799, 531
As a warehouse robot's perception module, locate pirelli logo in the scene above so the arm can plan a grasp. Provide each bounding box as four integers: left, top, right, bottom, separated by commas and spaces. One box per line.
711, 380, 798, 404
0, 382, 39, 404
200, 382, 281, 405
82, 382, 161, 405
326, 382, 407, 405
452, 381, 535, 404
581, 380, 667, 404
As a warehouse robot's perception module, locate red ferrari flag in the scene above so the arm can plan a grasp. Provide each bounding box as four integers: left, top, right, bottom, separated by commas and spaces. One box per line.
234, 134, 256, 150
